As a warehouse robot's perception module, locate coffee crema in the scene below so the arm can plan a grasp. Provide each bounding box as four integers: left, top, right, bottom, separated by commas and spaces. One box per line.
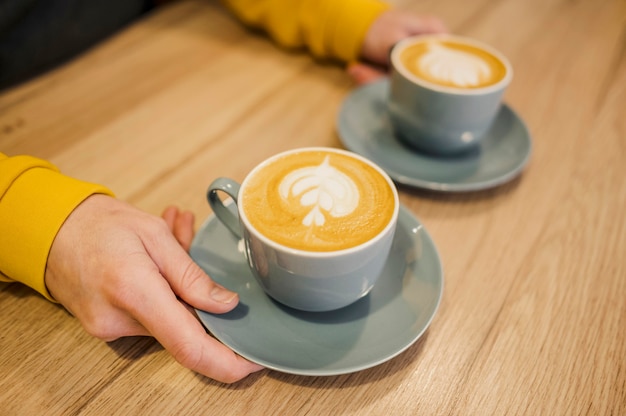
241, 150, 395, 252
399, 39, 507, 89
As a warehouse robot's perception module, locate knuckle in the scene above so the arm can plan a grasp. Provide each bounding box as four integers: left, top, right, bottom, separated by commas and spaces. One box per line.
171, 341, 204, 371
81, 314, 119, 341
177, 261, 205, 293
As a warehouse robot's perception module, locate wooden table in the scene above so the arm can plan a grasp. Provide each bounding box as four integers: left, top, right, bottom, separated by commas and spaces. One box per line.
1, 0, 624, 414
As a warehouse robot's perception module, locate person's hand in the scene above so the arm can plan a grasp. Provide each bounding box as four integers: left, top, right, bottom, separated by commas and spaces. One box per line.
348, 9, 448, 85
44, 194, 264, 383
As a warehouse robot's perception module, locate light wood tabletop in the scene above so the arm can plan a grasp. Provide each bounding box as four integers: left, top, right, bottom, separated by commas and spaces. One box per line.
1, 0, 624, 414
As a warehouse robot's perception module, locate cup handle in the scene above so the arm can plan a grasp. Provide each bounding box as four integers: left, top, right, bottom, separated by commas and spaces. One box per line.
207, 177, 242, 238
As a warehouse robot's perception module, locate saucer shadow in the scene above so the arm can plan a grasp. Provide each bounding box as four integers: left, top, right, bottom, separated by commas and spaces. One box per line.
361, 95, 482, 182
271, 295, 371, 324
212, 301, 251, 320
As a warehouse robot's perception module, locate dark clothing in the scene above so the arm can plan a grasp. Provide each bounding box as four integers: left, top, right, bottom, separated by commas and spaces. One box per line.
0, 0, 156, 89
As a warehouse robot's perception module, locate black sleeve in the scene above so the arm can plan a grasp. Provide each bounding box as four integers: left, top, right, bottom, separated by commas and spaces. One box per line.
0, 0, 155, 89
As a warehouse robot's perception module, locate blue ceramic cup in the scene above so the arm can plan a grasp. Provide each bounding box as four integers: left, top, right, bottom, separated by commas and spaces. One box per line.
207, 147, 399, 312
388, 34, 513, 155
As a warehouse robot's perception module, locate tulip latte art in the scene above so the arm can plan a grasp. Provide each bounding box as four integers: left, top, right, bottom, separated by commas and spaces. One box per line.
399, 39, 507, 89
242, 150, 395, 251
279, 156, 359, 227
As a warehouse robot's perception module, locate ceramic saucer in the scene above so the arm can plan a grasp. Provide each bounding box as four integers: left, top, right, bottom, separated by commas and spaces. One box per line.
337, 79, 532, 192
192, 204, 443, 376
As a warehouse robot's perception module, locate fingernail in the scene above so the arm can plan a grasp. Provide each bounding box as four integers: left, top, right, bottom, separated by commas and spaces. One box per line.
210, 285, 238, 304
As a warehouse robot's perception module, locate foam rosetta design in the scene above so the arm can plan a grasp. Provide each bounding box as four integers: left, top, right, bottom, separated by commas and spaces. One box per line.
279, 156, 359, 227
418, 42, 492, 88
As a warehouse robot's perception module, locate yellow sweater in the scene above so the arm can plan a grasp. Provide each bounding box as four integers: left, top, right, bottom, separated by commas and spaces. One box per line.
0, 0, 389, 300
221, 0, 389, 63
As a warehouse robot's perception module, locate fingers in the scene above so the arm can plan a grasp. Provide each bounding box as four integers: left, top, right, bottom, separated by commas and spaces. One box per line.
126, 266, 264, 383
351, 12, 449, 85
161, 307, 265, 383
176, 210, 195, 251
162, 205, 177, 229
142, 226, 266, 382
116, 229, 264, 382
404, 14, 448, 35
161, 206, 195, 251
144, 219, 241, 314
361, 10, 449, 66
347, 63, 387, 85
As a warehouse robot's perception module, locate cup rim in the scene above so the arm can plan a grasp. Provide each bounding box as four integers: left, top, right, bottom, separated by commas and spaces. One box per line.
390, 34, 513, 95
238, 147, 400, 258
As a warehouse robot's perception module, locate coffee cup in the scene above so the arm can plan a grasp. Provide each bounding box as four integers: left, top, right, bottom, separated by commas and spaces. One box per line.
388, 34, 513, 155
207, 147, 399, 312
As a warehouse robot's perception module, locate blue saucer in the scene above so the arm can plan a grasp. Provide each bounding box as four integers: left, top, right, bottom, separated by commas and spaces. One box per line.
192, 205, 443, 376
337, 79, 532, 192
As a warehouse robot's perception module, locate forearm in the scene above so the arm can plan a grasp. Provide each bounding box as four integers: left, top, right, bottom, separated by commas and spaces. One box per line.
0, 153, 113, 300
221, 0, 390, 62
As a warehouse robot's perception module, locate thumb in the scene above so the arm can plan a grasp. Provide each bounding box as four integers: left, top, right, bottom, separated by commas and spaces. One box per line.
149, 231, 239, 313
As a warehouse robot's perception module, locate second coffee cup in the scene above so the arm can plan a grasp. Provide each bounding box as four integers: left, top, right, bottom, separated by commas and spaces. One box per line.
388, 34, 513, 155
207, 147, 399, 312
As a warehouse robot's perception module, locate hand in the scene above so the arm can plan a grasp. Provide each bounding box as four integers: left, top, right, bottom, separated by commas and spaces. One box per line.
348, 10, 448, 85
45, 195, 263, 383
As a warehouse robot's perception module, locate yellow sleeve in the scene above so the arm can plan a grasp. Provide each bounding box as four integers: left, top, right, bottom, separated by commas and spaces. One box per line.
221, 0, 390, 63
0, 152, 113, 301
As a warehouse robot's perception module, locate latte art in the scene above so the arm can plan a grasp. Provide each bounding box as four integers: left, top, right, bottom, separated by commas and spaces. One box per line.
418, 43, 492, 88
279, 156, 359, 227
242, 150, 395, 251
398, 38, 508, 89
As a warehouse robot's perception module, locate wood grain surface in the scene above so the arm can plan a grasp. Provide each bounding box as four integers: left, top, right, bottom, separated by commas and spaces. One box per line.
1, 0, 624, 414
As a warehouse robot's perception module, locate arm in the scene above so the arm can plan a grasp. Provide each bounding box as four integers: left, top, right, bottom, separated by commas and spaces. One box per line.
220, 0, 447, 84
0, 152, 113, 299
0, 153, 262, 383
221, 0, 390, 62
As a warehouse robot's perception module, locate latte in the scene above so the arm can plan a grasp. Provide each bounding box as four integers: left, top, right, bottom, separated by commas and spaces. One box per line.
398, 38, 508, 90
241, 149, 396, 252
